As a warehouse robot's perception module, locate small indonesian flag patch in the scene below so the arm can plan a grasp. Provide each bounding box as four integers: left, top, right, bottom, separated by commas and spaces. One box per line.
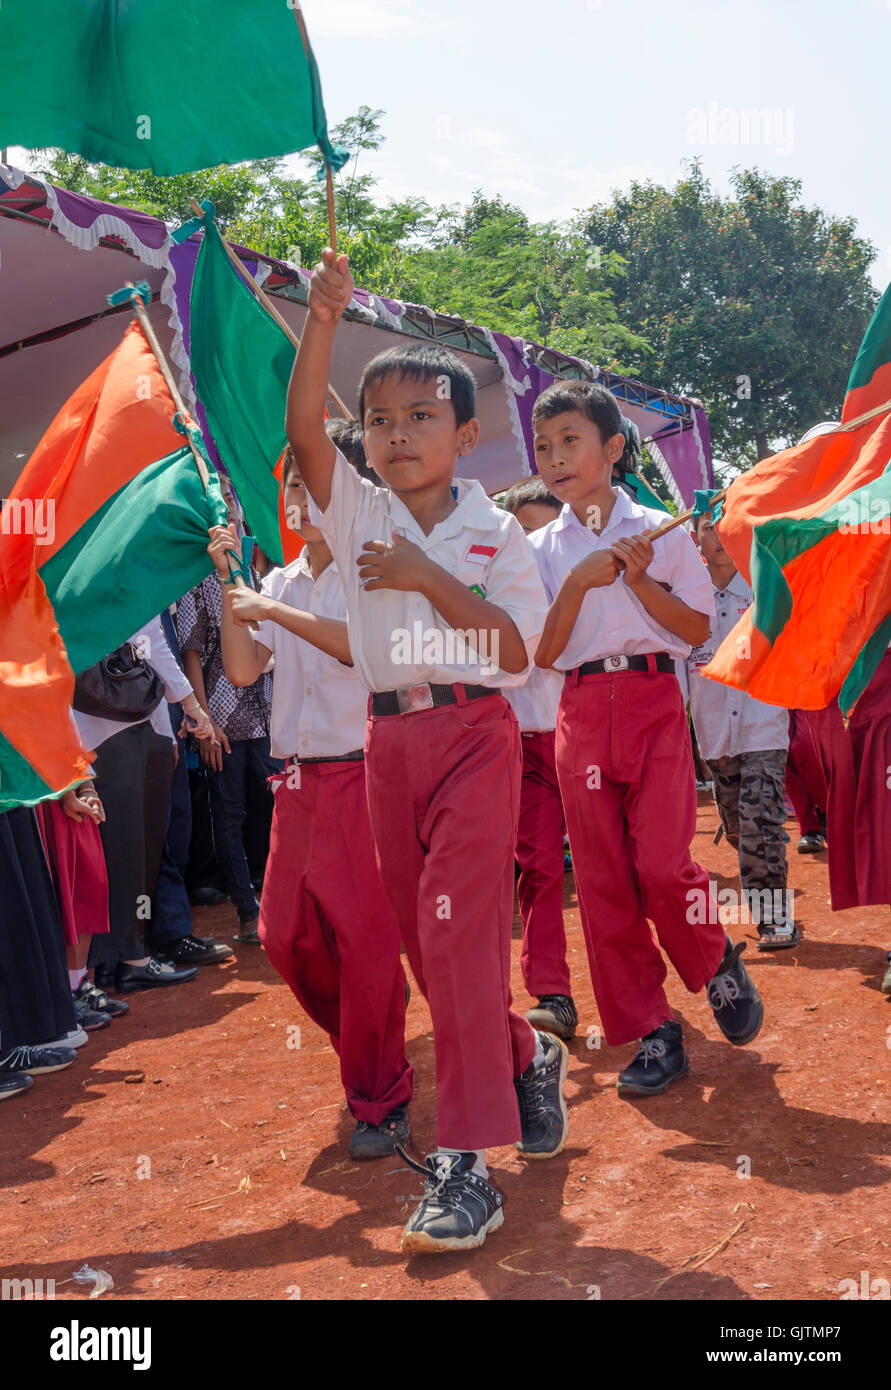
465, 543, 498, 566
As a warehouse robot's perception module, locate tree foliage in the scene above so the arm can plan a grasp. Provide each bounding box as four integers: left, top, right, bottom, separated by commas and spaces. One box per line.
583, 162, 878, 465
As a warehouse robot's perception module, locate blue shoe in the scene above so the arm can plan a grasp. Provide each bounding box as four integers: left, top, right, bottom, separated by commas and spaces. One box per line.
707, 937, 764, 1045
617, 1020, 689, 1097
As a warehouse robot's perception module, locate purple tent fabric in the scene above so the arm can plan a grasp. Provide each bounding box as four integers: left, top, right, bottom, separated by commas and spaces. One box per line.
651, 407, 715, 505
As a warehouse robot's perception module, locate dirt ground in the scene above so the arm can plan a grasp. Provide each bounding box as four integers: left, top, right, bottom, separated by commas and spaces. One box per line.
2, 794, 889, 1303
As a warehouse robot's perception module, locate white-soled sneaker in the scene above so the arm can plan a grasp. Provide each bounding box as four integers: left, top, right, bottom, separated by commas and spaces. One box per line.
398, 1149, 504, 1253
33, 1026, 88, 1050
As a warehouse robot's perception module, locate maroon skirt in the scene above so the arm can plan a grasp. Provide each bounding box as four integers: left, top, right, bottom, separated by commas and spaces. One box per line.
35, 797, 110, 946
806, 652, 891, 910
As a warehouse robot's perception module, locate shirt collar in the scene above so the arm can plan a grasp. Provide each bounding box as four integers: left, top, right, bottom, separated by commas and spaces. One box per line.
388, 477, 500, 542
554, 486, 642, 539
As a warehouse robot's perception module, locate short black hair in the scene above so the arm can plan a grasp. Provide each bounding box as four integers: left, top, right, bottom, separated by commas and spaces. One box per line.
358, 344, 476, 427
532, 380, 622, 443
501, 477, 562, 515
325, 418, 375, 481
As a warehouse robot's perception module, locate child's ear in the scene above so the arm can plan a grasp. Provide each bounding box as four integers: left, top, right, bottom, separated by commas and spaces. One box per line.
457, 417, 480, 455
606, 432, 625, 466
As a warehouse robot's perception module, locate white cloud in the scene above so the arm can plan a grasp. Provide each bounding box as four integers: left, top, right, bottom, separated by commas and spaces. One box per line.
299, 0, 438, 39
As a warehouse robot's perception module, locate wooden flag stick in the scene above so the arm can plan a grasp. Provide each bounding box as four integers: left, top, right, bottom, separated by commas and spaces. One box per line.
290, 1, 339, 253
188, 199, 353, 421
645, 489, 727, 541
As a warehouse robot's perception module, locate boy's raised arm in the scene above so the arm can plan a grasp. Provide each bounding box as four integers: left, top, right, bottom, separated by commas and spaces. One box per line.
285, 249, 355, 513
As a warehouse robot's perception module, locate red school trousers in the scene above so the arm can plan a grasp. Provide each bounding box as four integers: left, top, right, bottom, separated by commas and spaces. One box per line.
516, 731, 571, 998
555, 669, 725, 1046
364, 692, 537, 1151
259, 760, 413, 1125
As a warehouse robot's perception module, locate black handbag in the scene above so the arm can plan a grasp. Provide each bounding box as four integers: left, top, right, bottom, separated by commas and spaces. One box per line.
73, 642, 166, 723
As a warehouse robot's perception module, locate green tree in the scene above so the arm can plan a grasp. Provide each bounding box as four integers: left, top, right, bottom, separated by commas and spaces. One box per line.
582, 162, 878, 465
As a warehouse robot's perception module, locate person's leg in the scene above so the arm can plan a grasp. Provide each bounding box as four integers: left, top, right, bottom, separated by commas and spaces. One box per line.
185, 764, 225, 896
89, 724, 153, 968
736, 749, 792, 933
0, 808, 76, 1051
244, 737, 281, 888
516, 732, 571, 999
366, 697, 536, 1152
206, 740, 260, 928
311, 762, 412, 1126
556, 675, 675, 1047
151, 740, 194, 952
624, 677, 726, 991
707, 755, 742, 852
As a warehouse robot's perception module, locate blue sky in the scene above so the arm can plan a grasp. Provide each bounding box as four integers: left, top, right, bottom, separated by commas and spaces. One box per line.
299, 0, 889, 288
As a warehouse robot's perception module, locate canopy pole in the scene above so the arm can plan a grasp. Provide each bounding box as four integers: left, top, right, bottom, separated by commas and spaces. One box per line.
188, 199, 353, 421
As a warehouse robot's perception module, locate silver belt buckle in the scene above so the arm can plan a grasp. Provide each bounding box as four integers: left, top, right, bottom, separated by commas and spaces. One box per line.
603, 655, 629, 672
396, 682, 435, 714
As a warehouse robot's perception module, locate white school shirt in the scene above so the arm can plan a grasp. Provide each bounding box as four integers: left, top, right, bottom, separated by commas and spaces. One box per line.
686, 570, 790, 761
528, 489, 716, 670
506, 664, 563, 732
72, 615, 193, 753
255, 551, 368, 760
307, 448, 549, 692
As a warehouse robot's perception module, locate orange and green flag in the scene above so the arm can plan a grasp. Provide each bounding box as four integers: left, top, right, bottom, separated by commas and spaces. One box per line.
0, 312, 226, 812
703, 283, 891, 714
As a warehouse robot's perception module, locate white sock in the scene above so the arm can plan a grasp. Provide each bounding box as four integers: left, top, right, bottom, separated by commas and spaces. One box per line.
532, 1035, 547, 1070
69, 968, 86, 992
438, 1148, 488, 1180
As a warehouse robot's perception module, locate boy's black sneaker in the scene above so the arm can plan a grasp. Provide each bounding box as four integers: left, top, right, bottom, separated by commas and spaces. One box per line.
348, 1106, 410, 1160
617, 1020, 689, 1097
0, 1045, 77, 1076
524, 994, 578, 1041
0, 1073, 34, 1100
398, 1149, 504, 1253
797, 832, 826, 854
72, 996, 111, 1032
707, 936, 764, 1045
514, 1030, 569, 1159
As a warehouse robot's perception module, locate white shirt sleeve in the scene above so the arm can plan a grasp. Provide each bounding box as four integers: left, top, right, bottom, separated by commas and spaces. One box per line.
484, 520, 550, 675
663, 528, 716, 619
306, 447, 378, 579
131, 616, 194, 705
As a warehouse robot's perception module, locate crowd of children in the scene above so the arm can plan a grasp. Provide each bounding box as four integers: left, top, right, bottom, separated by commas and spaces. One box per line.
3, 246, 889, 1259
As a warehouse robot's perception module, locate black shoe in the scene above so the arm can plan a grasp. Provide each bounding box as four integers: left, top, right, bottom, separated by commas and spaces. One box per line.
115, 959, 199, 993
514, 1030, 569, 1159
0, 1045, 77, 1076
156, 935, 234, 966
0, 1072, 34, 1100
524, 994, 578, 1041
707, 936, 764, 1045
797, 832, 826, 854
72, 996, 112, 1032
617, 1020, 689, 1097
75, 979, 129, 1018
348, 1107, 411, 1160
94, 964, 116, 991
188, 885, 229, 907
398, 1148, 504, 1253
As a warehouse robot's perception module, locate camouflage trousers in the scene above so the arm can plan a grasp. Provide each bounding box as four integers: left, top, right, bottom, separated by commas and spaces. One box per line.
706, 748, 790, 925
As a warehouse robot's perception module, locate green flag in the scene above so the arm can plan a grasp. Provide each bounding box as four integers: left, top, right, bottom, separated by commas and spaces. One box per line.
190, 215, 295, 564
0, 0, 347, 176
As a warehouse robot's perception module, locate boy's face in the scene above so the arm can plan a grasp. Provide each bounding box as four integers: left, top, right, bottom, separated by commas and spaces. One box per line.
283, 467, 324, 543
533, 408, 625, 507
514, 500, 561, 535
696, 513, 732, 567
362, 370, 479, 494
220, 478, 240, 528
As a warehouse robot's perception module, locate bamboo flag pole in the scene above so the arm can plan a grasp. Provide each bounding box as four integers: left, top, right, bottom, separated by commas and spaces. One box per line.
187, 199, 352, 420
290, 0, 337, 253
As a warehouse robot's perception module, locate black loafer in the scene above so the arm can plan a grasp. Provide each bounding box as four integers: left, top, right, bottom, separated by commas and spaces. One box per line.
617, 1020, 689, 1097
115, 959, 199, 993
156, 936, 234, 966
707, 936, 764, 1045
94, 964, 117, 991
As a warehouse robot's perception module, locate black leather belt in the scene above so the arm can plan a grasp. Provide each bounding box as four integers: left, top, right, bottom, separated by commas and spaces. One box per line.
371, 682, 495, 716
572, 652, 674, 677
296, 749, 364, 765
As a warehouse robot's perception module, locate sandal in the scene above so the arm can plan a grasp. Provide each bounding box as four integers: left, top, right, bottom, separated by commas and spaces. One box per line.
757, 921, 802, 951
234, 921, 262, 945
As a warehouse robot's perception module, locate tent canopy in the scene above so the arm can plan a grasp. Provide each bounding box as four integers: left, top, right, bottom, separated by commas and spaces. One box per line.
0, 166, 713, 502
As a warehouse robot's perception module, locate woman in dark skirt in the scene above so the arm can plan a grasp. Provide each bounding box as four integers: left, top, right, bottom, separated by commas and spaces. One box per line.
0, 806, 80, 1100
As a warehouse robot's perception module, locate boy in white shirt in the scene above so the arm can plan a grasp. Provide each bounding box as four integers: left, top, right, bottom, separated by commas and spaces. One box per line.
206, 434, 413, 1160
532, 381, 765, 1098
284, 248, 568, 1254
501, 480, 576, 1040
687, 492, 798, 950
